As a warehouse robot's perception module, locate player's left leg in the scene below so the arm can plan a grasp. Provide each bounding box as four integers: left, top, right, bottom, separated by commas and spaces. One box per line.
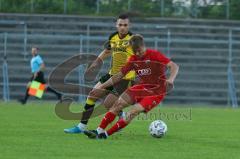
102, 93, 118, 110
106, 103, 145, 136
101, 79, 133, 119
103, 93, 126, 119
19, 74, 35, 105
45, 86, 62, 100
64, 81, 108, 133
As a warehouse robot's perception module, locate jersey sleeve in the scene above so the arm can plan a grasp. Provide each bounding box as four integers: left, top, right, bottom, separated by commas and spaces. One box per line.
103, 40, 111, 50
121, 56, 134, 75
104, 32, 117, 50
37, 56, 43, 65
154, 51, 171, 65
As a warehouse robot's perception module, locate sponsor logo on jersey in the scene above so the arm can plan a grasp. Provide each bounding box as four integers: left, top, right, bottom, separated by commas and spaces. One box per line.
137, 68, 151, 76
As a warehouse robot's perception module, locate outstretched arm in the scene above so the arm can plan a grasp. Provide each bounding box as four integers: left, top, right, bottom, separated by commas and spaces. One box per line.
88, 40, 112, 69
99, 57, 135, 89
99, 72, 125, 89
87, 49, 111, 70
166, 61, 179, 84
84, 49, 111, 81
94, 57, 133, 90
89, 72, 125, 98
98, 49, 112, 61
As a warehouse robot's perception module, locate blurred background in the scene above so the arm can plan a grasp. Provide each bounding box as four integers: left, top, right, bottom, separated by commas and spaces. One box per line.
0, 0, 239, 107
0, 0, 239, 20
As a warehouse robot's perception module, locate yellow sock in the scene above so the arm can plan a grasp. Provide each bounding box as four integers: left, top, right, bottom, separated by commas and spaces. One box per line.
86, 98, 95, 105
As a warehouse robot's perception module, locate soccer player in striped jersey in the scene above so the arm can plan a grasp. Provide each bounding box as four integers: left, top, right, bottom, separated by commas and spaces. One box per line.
64, 14, 135, 133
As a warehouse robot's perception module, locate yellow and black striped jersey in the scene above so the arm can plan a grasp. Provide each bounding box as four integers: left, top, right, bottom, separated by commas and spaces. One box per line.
107, 31, 135, 80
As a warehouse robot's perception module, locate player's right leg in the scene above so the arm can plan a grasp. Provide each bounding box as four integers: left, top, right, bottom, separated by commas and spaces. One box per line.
18, 74, 34, 105
18, 82, 31, 105
102, 93, 126, 119
64, 81, 108, 133
84, 92, 133, 138
104, 103, 145, 138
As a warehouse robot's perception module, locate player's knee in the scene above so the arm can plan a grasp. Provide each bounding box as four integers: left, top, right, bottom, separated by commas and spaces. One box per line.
109, 104, 120, 114
109, 99, 125, 114
103, 95, 118, 110
125, 106, 143, 123
117, 97, 128, 106
89, 88, 106, 100
88, 90, 95, 98
125, 111, 138, 123
116, 99, 126, 110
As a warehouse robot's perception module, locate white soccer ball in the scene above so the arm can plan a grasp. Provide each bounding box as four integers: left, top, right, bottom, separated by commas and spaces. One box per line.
149, 120, 167, 138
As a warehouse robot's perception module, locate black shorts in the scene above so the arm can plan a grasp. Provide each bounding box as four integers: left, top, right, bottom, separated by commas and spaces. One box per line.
30, 71, 46, 84
99, 73, 133, 95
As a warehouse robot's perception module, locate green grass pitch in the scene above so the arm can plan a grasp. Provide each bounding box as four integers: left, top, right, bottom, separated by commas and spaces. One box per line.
0, 101, 240, 159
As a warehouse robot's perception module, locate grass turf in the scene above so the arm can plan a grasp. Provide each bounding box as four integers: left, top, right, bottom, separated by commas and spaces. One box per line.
0, 101, 240, 159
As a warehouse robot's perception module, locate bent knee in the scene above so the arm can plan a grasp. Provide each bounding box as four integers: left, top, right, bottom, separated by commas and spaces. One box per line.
109, 98, 126, 113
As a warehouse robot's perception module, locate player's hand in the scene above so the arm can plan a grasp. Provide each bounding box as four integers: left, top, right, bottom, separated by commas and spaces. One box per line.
165, 79, 174, 91
84, 58, 103, 82
33, 72, 38, 79
89, 84, 105, 99
95, 84, 105, 90
166, 79, 174, 85
87, 62, 98, 72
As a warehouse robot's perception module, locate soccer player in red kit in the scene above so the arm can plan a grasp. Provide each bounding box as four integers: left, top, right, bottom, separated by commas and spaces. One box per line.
84, 34, 179, 139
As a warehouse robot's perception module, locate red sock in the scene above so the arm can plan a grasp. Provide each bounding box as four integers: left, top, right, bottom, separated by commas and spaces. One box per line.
107, 119, 128, 136
99, 112, 116, 129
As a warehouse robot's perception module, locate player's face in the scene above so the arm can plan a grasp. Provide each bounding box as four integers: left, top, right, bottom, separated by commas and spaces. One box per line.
116, 19, 129, 36
31, 48, 37, 56
133, 46, 145, 57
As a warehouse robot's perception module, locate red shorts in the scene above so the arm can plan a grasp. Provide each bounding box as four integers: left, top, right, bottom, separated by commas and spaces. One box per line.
126, 84, 165, 112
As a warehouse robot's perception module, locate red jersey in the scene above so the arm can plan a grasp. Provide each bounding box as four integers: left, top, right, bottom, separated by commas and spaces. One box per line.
121, 49, 171, 112
121, 49, 170, 85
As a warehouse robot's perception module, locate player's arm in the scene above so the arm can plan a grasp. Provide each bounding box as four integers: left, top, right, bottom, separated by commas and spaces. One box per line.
34, 58, 45, 79
155, 51, 179, 84
85, 40, 112, 76
97, 48, 112, 64
98, 47, 112, 60
84, 49, 111, 82
166, 61, 179, 84
39, 62, 45, 71
90, 40, 112, 68
99, 72, 125, 89
97, 59, 134, 90
88, 49, 111, 70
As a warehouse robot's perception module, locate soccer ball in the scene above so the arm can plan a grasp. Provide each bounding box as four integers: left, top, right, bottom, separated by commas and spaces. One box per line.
149, 120, 167, 138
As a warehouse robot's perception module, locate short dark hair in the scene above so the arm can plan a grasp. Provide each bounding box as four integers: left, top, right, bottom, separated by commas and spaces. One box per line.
129, 34, 144, 53
32, 46, 39, 51
118, 13, 129, 20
